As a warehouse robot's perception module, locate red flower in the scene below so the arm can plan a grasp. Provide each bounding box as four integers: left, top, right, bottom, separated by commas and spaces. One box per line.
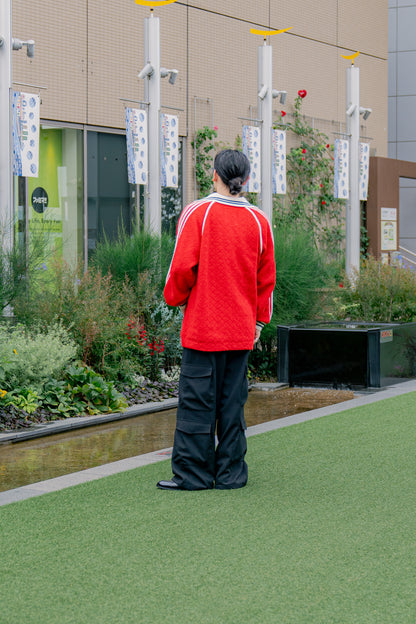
326, 143, 330, 148
339, 283, 344, 288
321, 200, 326, 205
298, 89, 307, 98
281, 110, 286, 117
302, 148, 306, 154
320, 183, 324, 188
302, 157, 305, 161
213, 126, 218, 131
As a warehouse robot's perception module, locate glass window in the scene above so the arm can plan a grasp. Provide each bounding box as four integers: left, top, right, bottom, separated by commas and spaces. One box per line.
15, 126, 84, 269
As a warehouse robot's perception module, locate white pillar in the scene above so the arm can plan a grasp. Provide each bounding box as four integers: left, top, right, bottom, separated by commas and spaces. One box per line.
345, 65, 360, 280
258, 43, 273, 222
0, 0, 13, 253
143, 14, 161, 235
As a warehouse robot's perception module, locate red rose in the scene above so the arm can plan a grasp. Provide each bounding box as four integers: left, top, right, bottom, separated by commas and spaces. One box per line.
302, 148, 306, 154
281, 110, 286, 117
298, 89, 307, 98
339, 283, 344, 288
321, 200, 326, 205
326, 144, 330, 148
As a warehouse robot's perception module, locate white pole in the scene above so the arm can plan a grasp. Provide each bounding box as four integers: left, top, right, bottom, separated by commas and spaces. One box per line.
258, 42, 273, 222
0, 0, 13, 253
143, 13, 161, 235
345, 65, 360, 279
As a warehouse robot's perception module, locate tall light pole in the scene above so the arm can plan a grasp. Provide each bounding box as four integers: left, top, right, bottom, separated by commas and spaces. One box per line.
0, 1, 13, 253
251, 27, 291, 222
343, 51, 371, 280
136, 0, 179, 235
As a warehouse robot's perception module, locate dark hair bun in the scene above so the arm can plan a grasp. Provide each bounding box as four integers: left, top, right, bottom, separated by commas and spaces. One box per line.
229, 177, 244, 195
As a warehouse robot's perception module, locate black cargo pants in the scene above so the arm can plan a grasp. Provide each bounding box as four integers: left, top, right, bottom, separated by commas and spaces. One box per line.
171, 348, 250, 490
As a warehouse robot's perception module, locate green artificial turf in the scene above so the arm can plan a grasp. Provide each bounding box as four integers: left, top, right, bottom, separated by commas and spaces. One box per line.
1, 393, 416, 624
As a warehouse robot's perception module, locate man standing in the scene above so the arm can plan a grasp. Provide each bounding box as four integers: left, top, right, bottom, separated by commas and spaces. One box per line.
157, 149, 276, 490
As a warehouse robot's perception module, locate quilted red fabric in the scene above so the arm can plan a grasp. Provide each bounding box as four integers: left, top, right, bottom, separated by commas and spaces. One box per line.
164, 193, 276, 351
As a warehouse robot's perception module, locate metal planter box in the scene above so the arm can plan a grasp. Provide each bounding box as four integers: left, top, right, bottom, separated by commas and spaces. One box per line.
277, 321, 416, 389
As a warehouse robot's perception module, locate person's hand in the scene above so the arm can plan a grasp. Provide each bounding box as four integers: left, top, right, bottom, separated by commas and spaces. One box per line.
254, 322, 264, 344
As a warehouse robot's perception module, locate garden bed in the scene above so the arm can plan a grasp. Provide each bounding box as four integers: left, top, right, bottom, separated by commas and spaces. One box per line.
0, 378, 179, 432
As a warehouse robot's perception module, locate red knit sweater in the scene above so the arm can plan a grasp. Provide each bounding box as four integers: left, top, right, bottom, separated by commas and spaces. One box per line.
164, 192, 276, 351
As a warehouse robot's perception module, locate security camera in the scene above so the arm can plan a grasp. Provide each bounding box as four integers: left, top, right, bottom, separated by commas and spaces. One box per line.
169, 69, 178, 85
12, 38, 35, 58
138, 62, 154, 79
26, 40, 35, 58
360, 106, 372, 120
258, 85, 268, 100
161, 68, 178, 85
346, 103, 356, 116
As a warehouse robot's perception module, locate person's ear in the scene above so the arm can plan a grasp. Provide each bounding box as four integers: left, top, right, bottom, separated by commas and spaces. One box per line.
213, 170, 218, 183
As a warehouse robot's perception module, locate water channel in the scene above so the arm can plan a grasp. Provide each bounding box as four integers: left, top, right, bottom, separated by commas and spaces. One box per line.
0, 388, 355, 492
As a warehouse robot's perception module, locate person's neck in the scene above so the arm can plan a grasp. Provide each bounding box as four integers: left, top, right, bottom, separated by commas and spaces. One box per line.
213, 179, 238, 197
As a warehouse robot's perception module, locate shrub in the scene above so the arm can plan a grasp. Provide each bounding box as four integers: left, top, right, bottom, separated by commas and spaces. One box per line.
0, 322, 78, 391
332, 256, 416, 323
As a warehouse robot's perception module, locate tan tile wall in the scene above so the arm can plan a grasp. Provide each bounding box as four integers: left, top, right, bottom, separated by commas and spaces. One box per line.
12, 0, 388, 203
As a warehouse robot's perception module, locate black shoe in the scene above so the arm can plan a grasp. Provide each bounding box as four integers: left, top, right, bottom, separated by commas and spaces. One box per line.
156, 479, 183, 490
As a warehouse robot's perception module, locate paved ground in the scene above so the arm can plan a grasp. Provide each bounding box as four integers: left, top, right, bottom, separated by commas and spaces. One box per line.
1, 379, 415, 507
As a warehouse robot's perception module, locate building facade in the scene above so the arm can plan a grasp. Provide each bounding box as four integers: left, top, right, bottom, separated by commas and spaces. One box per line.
388, 0, 416, 258
11, 0, 388, 266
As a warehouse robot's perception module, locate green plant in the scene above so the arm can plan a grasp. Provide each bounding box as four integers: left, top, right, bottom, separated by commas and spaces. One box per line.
3, 387, 40, 415
192, 126, 218, 198
332, 256, 416, 323
64, 364, 128, 415
274, 94, 345, 262
0, 222, 47, 313
0, 322, 78, 391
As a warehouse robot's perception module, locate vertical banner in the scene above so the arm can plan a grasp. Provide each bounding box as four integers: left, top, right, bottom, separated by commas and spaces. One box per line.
272, 129, 286, 195
12, 91, 40, 177
242, 125, 261, 193
125, 107, 148, 185
333, 138, 349, 199
160, 114, 179, 188
359, 142, 370, 201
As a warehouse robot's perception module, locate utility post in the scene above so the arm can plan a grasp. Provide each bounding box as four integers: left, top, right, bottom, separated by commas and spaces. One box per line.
0, 1, 13, 254
142, 11, 161, 234
251, 27, 291, 222
136, 0, 179, 235
345, 63, 361, 280
343, 51, 372, 280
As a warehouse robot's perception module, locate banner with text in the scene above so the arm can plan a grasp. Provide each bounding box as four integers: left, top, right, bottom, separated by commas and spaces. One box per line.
160, 114, 179, 188
359, 142, 370, 201
333, 138, 349, 199
125, 107, 148, 185
12, 91, 40, 177
242, 125, 261, 193
272, 129, 286, 195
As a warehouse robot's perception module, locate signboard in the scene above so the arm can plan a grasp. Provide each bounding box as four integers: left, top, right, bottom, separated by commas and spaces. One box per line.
381, 220, 397, 251
333, 139, 349, 199
125, 107, 148, 184
380, 207, 397, 251
242, 125, 261, 193
12, 91, 40, 177
359, 142, 370, 201
272, 129, 286, 195
160, 114, 179, 188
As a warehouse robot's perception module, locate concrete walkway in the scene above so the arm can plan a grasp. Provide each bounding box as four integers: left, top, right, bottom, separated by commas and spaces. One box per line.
1, 379, 415, 507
